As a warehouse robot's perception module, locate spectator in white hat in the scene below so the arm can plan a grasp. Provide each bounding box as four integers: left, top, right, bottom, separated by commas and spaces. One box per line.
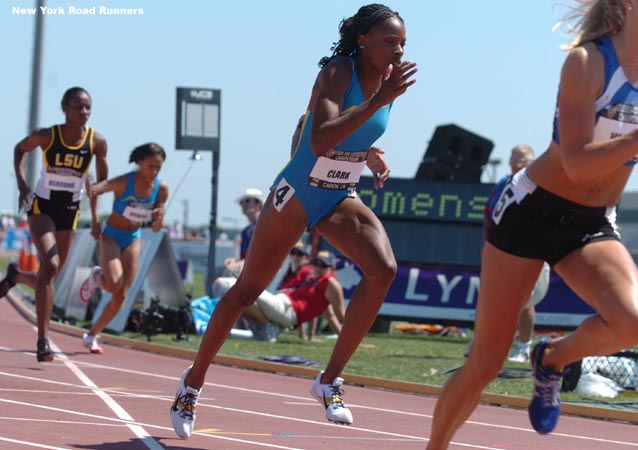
224, 188, 263, 276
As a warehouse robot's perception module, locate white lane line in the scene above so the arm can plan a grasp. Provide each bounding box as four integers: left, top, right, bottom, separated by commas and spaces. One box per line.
0, 398, 309, 450
58, 358, 433, 415
4, 345, 637, 449
0, 416, 127, 427
0, 388, 138, 396
54, 359, 638, 447
0, 369, 427, 443
0, 436, 69, 449
45, 338, 164, 450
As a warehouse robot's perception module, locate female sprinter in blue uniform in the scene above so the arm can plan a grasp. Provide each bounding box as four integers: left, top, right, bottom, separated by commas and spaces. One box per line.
0, 87, 108, 362
79, 143, 168, 354
427, 1, 638, 448
170, 4, 417, 437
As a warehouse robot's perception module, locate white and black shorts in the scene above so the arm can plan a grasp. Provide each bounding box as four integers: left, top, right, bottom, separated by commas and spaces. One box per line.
487, 169, 620, 266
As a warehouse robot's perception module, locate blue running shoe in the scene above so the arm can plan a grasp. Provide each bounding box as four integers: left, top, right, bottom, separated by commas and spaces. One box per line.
528, 339, 563, 434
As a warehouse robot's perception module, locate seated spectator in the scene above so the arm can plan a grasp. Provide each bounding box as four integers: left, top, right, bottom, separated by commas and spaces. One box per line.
213, 239, 314, 337
223, 188, 263, 277
269, 240, 335, 340
211, 188, 263, 330
278, 241, 312, 290
214, 250, 345, 342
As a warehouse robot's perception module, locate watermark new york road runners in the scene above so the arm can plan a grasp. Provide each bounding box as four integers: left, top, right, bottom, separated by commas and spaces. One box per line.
11, 5, 145, 15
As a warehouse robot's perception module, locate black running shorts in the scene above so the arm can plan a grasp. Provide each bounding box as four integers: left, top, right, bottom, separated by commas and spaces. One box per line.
486, 170, 620, 266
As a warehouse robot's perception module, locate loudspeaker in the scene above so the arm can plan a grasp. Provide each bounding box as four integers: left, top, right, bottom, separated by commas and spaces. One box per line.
415, 124, 494, 182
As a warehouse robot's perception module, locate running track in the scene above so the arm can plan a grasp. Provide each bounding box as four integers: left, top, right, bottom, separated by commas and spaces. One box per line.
1, 294, 637, 450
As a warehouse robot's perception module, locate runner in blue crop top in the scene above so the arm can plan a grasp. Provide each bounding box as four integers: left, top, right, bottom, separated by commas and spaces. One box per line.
426, 3, 638, 448
79, 143, 169, 354
170, 5, 417, 436
107, 170, 160, 246
273, 56, 392, 227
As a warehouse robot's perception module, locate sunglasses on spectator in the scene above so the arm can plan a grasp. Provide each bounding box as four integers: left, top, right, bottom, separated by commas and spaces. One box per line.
311, 260, 329, 269
290, 249, 306, 256
240, 198, 260, 206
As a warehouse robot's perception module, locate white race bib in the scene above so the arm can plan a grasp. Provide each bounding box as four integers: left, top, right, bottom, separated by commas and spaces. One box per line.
43, 173, 83, 193
309, 150, 368, 190
592, 116, 638, 142
122, 205, 153, 223
594, 114, 638, 165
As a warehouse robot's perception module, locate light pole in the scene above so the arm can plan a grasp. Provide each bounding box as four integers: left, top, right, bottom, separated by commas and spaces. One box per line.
26, 0, 46, 188
175, 87, 221, 297
182, 199, 189, 231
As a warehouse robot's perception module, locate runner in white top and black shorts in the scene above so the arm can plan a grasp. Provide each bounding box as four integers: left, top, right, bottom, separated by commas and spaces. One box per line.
427, 3, 638, 448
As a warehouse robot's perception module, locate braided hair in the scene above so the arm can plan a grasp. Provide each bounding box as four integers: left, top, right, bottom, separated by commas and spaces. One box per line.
318, 4, 402, 68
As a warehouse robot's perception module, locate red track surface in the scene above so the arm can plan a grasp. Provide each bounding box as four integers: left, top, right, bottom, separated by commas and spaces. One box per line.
1, 297, 637, 450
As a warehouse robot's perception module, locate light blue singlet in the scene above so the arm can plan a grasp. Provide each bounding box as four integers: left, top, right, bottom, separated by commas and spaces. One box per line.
271, 57, 392, 227
103, 172, 160, 249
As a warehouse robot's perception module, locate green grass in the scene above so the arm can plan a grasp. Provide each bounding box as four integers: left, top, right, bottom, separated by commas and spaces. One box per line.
122, 327, 638, 407
4, 255, 635, 406
123, 328, 638, 405
122, 272, 638, 406
125, 328, 525, 391
154, 272, 530, 393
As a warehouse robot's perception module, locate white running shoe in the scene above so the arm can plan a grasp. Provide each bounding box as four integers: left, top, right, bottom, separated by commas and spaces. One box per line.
508, 340, 532, 363
82, 333, 103, 354
170, 365, 201, 438
310, 371, 353, 425
79, 266, 101, 303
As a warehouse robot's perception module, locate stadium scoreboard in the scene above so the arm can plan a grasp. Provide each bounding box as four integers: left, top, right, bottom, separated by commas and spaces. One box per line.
357, 176, 494, 267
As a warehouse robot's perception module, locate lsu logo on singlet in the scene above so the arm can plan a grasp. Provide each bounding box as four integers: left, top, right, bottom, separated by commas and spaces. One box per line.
35, 125, 94, 201
43, 125, 93, 177
53, 152, 89, 170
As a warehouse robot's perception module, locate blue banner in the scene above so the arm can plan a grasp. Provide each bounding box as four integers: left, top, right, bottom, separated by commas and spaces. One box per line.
335, 260, 594, 329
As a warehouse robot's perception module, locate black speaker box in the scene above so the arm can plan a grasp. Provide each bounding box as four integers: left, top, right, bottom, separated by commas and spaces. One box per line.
415, 124, 494, 182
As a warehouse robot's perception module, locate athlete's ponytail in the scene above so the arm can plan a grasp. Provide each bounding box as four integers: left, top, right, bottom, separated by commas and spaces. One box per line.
558, 0, 627, 50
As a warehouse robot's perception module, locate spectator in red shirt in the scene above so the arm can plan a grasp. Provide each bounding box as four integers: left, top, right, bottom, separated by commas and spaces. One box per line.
214, 250, 345, 342
277, 241, 312, 290
255, 250, 344, 341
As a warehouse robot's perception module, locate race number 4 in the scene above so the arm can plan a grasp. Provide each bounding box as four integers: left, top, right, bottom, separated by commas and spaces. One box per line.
273, 178, 295, 212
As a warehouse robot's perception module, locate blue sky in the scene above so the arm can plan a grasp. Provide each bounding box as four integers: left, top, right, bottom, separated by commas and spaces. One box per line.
3, 0, 632, 230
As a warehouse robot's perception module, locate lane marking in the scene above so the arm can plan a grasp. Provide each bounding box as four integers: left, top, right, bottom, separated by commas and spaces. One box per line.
0, 437, 69, 449
3, 343, 637, 449
46, 337, 164, 450
0, 371, 427, 443
45, 360, 638, 447
0, 398, 309, 450
0, 416, 127, 427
